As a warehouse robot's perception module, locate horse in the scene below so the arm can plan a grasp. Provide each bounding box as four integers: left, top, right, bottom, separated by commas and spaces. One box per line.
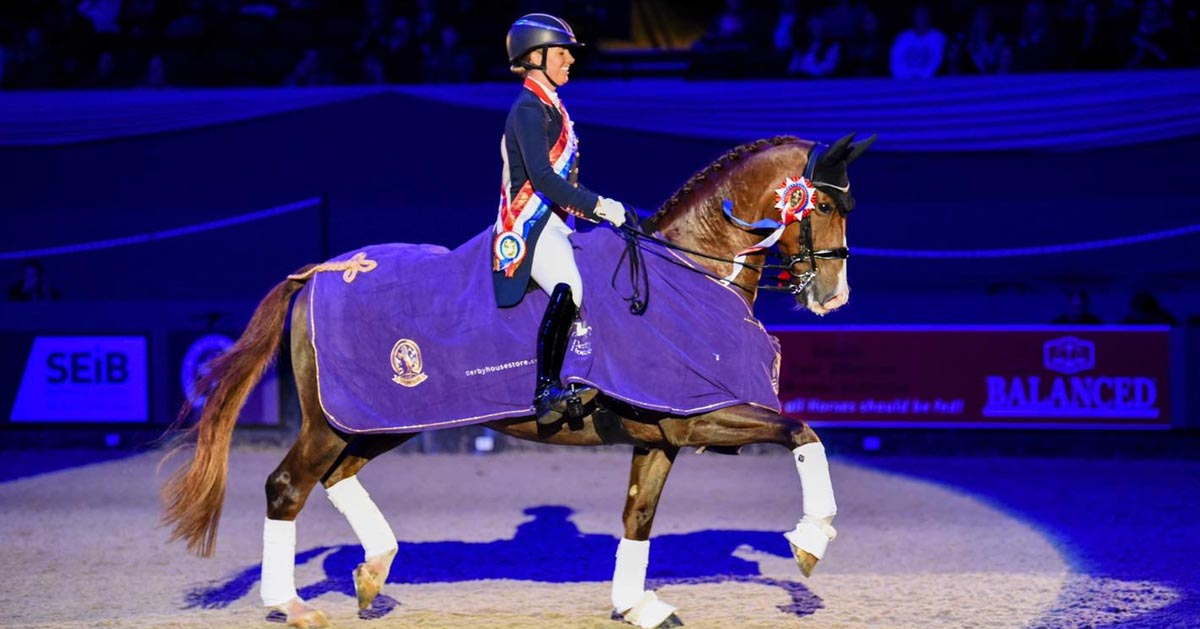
161, 132, 875, 629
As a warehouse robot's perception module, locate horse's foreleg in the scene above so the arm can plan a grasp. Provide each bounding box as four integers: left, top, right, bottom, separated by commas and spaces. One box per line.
661, 406, 836, 577
613, 446, 683, 629
321, 434, 414, 610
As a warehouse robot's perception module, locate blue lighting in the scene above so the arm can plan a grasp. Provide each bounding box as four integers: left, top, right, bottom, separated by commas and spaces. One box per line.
855, 223, 1200, 259
0, 197, 321, 261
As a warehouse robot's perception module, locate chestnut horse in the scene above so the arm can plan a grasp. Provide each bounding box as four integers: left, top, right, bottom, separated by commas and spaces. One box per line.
162, 133, 874, 629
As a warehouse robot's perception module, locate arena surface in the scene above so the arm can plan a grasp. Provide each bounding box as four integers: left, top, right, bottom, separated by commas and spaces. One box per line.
0, 447, 1195, 628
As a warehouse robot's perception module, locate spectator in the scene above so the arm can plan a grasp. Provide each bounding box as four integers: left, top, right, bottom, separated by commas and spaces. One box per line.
823, 0, 865, 42
8, 259, 61, 302
1069, 2, 1119, 70
693, 0, 756, 53
385, 16, 422, 84
354, 0, 391, 60
1013, 0, 1064, 72
421, 24, 474, 83
411, 0, 444, 51
1051, 289, 1102, 324
8, 27, 55, 88
965, 5, 1007, 74
284, 48, 329, 87
847, 10, 887, 77
772, 0, 803, 54
81, 49, 119, 87
137, 53, 168, 88
77, 0, 123, 35
361, 52, 386, 85
1120, 291, 1178, 325
889, 5, 946, 79
944, 33, 970, 75
788, 15, 841, 78
1127, 0, 1178, 68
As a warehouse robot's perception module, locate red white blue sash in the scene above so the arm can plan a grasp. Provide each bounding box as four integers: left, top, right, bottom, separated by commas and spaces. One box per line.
493, 78, 579, 277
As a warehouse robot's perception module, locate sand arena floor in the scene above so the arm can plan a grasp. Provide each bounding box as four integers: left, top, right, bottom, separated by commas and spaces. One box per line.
0, 447, 1185, 628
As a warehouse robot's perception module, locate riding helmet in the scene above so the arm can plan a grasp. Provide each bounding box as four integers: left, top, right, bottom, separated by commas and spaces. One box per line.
506, 13, 583, 64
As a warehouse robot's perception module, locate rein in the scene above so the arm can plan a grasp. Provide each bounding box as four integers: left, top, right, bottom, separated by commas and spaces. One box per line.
612, 142, 849, 314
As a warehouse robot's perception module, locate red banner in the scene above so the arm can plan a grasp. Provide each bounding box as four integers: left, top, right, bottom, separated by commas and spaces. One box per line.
772, 326, 1171, 429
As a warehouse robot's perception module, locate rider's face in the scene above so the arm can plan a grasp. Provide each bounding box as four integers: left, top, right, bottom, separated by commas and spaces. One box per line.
537, 46, 574, 87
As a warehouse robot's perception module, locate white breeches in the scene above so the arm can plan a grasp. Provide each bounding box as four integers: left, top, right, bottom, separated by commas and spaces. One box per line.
530, 213, 583, 307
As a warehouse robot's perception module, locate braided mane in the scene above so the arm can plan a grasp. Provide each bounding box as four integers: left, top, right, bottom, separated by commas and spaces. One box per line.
650, 135, 805, 224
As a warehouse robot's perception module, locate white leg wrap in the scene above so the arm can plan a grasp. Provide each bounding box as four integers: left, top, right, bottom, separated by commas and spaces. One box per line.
261, 518, 299, 607
326, 476, 398, 560
794, 442, 837, 519
611, 538, 650, 612
784, 519, 837, 560
622, 591, 678, 629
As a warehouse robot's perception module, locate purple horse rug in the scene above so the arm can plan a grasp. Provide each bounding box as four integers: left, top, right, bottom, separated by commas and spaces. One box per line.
303, 226, 782, 434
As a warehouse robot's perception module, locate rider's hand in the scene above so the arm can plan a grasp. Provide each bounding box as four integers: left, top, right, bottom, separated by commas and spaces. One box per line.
595, 197, 627, 228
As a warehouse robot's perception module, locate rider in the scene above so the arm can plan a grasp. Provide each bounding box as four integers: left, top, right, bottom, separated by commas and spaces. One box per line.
492, 13, 628, 426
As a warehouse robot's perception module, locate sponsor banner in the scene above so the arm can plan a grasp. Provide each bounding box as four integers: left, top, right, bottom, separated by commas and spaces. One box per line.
773, 326, 1171, 428
168, 331, 280, 426
9, 336, 149, 423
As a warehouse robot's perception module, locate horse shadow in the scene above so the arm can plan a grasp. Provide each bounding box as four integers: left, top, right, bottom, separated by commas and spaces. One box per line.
185, 505, 822, 620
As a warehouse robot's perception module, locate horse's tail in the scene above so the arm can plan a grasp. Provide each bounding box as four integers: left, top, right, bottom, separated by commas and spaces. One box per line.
160, 267, 314, 558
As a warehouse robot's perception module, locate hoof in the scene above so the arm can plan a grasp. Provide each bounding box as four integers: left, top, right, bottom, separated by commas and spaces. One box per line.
789, 542, 820, 578
354, 562, 384, 610
658, 613, 685, 628
612, 610, 685, 629
274, 598, 332, 629
614, 591, 679, 629
783, 519, 835, 578
353, 549, 395, 611
287, 609, 331, 629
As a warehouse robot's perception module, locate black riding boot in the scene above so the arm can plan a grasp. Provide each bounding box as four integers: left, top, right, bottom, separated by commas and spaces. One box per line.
534, 283, 597, 426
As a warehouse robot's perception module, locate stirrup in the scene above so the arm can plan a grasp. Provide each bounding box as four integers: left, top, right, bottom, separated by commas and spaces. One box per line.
535, 383, 596, 425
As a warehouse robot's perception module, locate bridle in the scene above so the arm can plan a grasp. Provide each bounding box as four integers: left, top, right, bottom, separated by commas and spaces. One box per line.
613, 143, 849, 314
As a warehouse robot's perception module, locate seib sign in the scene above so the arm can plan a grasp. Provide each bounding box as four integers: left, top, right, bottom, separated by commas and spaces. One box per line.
10, 336, 148, 422
983, 336, 1158, 419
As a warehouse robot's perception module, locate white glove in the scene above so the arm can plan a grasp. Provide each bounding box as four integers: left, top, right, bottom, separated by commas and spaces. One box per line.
595, 197, 627, 228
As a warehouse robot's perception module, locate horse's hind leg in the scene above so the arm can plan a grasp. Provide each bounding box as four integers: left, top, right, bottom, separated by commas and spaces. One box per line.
259, 297, 346, 629
613, 446, 683, 629
263, 413, 347, 628
321, 433, 415, 611
661, 405, 837, 577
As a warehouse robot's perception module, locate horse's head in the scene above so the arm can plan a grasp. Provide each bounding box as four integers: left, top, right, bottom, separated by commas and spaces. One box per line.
654, 133, 875, 316
776, 133, 875, 315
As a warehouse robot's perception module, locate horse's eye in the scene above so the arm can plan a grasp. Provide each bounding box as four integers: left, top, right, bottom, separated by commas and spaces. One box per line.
818, 202, 834, 214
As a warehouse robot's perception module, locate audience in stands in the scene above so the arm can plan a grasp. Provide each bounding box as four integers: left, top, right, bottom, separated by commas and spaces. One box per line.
7, 259, 61, 302
890, 5, 947, 78
846, 10, 888, 76
1051, 289, 1103, 324
1120, 291, 1178, 325
787, 15, 842, 77
0, 0, 1196, 89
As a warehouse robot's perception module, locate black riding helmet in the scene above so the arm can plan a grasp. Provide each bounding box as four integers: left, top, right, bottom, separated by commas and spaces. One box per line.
506, 13, 583, 84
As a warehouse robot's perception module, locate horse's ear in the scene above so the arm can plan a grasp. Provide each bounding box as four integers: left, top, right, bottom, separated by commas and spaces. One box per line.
845, 134, 877, 165
821, 133, 855, 167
